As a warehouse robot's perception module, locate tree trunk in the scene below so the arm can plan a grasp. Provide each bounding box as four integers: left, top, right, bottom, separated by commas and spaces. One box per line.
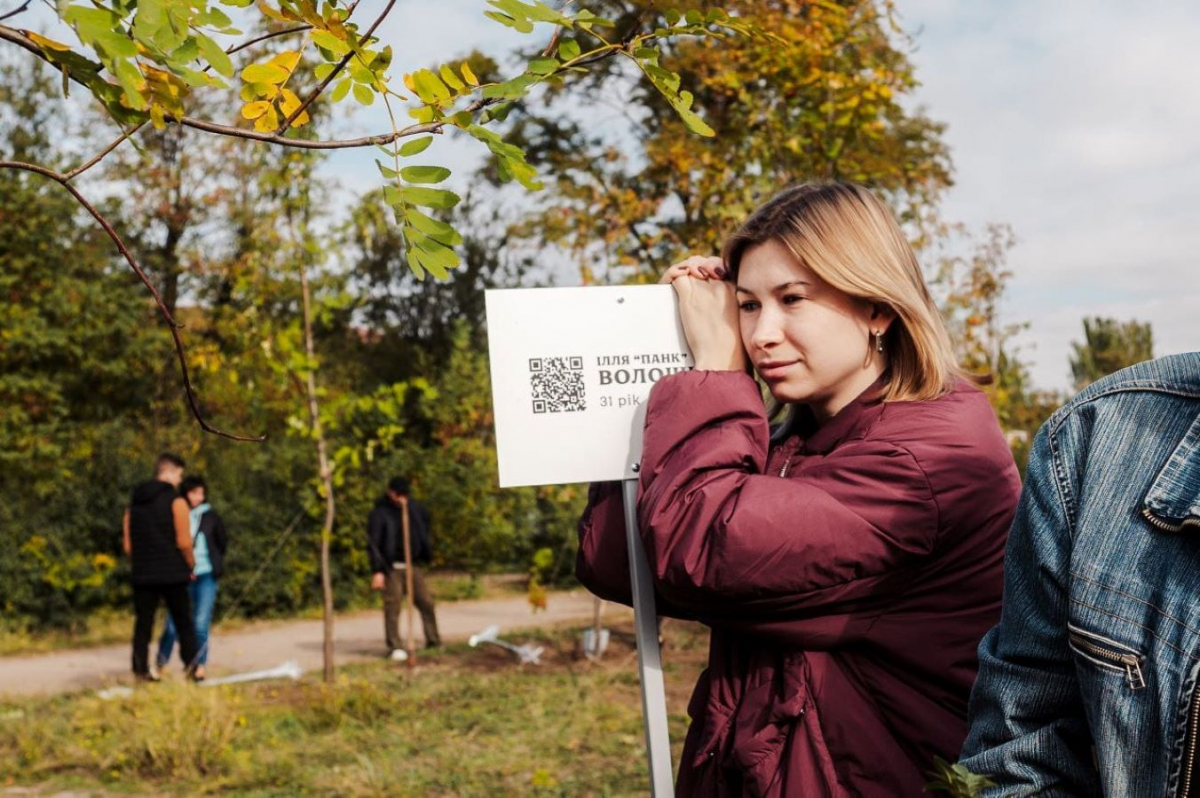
299, 260, 336, 684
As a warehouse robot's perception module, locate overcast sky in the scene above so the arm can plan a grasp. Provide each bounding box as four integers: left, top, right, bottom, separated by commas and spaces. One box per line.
321, 0, 1199, 391
898, 0, 1200, 389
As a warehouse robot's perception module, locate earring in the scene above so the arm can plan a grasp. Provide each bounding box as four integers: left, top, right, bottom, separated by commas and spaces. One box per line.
874, 330, 884, 353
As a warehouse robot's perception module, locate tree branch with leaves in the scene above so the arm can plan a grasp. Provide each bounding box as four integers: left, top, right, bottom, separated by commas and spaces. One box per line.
1, 0, 758, 438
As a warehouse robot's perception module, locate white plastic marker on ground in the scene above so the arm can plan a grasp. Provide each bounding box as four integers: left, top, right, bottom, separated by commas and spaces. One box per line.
200, 659, 303, 687
485, 285, 692, 797
94, 661, 303, 700
468, 625, 544, 665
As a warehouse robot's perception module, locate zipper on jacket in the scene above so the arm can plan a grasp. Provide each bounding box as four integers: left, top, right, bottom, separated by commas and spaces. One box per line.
779, 453, 793, 478
1067, 629, 1147, 690
1143, 507, 1200, 533
1181, 685, 1200, 798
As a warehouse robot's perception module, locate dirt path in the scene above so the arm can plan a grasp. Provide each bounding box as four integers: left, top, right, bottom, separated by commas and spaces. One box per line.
0, 591, 623, 698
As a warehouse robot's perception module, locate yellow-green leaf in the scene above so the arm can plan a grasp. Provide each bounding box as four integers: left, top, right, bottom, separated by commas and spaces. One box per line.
254, 104, 279, 132
675, 105, 715, 137
149, 102, 167, 130
408, 208, 462, 245
460, 61, 479, 87
312, 29, 349, 56
27, 32, 71, 52
353, 83, 375, 106
406, 250, 427, 281
371, 45, 394, 73
241, 100, 271, 119
528, 57, 558, 76
398, 136, 433, 157
558, 38, 580, 61
400, 165, 451, 184
241, 62, 288, 84
278, 87, 301, 114
440, 64, 465, 92
196, 34, 234, 78
269, 50, 301, 74
277, 88, 310, 126
414, 236, 459, 278
403, 186, 460, 210
408, 105, 435, 123
411, 68, 450, 104
382, 185, 403, 206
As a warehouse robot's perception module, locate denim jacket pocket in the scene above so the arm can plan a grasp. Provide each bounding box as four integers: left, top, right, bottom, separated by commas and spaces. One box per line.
1068, 623, 1148, 691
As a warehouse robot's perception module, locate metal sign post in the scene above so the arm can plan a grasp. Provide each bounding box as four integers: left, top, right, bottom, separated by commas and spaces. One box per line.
623, 478, 674, 797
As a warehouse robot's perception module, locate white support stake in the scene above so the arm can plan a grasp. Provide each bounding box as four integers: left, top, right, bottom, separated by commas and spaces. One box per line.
623, 478, 674, 796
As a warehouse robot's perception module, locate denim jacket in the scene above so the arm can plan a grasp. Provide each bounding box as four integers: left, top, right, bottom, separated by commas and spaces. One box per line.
961, 352, 1200, 796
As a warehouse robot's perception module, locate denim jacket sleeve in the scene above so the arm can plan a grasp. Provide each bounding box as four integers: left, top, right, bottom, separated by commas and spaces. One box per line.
959, 424, 1100, 795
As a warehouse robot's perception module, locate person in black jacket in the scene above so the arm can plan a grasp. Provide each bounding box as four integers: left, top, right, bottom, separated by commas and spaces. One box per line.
122, 453, 200, 681
156, 476, 228, 681
368, 476, 441, 659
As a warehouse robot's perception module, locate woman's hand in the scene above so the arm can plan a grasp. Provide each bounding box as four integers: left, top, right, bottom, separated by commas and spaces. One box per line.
661, 256, 748, 372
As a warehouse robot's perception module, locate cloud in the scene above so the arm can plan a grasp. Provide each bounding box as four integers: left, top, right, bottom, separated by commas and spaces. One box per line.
901, 0, 1200, 389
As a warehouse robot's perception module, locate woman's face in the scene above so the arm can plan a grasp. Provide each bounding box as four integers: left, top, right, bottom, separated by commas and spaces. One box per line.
735, 238, 889, 420
185, 487, 205, 509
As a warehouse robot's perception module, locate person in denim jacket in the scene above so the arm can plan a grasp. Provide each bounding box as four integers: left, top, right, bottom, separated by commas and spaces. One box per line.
961, 352, 1200, 796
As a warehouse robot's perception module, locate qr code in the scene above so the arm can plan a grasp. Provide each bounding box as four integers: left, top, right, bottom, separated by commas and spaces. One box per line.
529, 356, 586, 413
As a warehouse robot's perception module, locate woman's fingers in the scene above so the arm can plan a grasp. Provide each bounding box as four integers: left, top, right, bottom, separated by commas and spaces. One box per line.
659, 261, 692, 284
671, 269, 747, 372
660, 256, 726, 284
686, 256, 726, 280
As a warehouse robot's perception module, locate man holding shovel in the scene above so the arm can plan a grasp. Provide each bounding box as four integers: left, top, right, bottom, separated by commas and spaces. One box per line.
367, 476, 441, 660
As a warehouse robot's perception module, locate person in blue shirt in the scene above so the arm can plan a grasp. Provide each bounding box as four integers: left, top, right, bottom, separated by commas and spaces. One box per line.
156, 476, 228, 681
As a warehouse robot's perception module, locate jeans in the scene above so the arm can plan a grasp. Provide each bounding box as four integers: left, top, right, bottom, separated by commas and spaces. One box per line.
157, 573, 218, 668
132, 582, 197, 676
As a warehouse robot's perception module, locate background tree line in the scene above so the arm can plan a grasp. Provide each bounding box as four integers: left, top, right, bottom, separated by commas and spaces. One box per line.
0, 0, 1155, 636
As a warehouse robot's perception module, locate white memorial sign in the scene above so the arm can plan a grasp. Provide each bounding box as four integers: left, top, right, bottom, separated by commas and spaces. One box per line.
485, 285, 694, 488
487, 283, 683, 795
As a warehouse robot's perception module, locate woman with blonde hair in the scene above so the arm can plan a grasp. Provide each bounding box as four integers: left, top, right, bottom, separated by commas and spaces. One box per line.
578, 182, 1020, 796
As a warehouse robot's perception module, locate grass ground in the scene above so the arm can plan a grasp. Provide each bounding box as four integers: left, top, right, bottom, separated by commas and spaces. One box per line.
0, 619, 707, 796
0, 573, 528, 658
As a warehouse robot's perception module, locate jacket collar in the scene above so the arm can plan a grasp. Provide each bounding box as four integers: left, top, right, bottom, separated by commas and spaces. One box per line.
789, 377, 887, 456
1143, 409, 1200, 531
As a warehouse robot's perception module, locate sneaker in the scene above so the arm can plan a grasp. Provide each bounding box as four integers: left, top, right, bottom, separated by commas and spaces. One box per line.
388, 649, 409, 662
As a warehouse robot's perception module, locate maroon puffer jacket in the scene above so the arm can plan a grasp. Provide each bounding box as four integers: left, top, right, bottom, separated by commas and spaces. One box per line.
577, 371, 1019, 796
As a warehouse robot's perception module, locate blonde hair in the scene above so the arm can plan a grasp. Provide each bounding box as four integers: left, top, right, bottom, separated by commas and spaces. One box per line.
723, 182, 967, 403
